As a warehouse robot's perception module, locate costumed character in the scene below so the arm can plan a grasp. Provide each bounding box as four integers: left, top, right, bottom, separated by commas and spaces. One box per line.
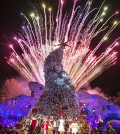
68, 118, 72, 133
58, 116, 65, 134
40, 115, 44, 133
26, 117, 31, 127
42, 118, 48, 134
31, 115, 37, 132
48, 121, 53, 134
70, 120, 78, 134
56, 118, 60, 134
64, 119, 69, 133
78, 121, 81, 133
49, 116, 54, 127
36, 117, 41, 133
53, 118, 57, 134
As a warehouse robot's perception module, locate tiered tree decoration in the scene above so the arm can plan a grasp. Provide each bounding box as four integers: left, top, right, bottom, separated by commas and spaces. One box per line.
33, 44, 79, 117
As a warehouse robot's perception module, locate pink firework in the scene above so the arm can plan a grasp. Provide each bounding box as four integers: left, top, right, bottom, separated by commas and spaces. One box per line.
8, 0, 120, 90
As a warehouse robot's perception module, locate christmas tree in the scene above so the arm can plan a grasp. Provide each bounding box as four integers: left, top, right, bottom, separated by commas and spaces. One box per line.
33, 44, 79, 117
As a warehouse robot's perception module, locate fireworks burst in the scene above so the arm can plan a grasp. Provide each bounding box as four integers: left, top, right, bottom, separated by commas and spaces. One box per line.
8, 0, 120, 90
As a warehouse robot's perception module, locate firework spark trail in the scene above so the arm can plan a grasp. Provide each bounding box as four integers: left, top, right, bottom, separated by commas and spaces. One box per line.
8, 0, 120, 90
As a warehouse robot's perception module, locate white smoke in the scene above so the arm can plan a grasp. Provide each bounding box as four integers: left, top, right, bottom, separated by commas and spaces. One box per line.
83, 83, 108, 100
1, 78, 108, 100
1, 77, 31, 100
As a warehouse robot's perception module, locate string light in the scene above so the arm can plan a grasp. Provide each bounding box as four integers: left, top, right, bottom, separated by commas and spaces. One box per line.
48, 8, 52, 12
42, 3, 46, 8
104, 36, 108, 41
30, 12, 35, 17
104, 6, 108, 11
101, 12, 106, 16
113, 21, 118, 25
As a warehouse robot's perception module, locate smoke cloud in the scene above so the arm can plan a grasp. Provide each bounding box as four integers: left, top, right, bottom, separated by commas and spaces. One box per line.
1, 77, 31, 100
83, 83, 108, 100
1, 79, 108, 101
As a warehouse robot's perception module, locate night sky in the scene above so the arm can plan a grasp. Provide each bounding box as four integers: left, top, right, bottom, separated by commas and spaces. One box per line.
0, 0, 120, 95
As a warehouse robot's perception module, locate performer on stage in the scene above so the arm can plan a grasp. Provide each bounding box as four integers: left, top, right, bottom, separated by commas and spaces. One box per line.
42, 117, 48, 134
64, 119, 69, 133
48, 121, 53, 134
31, 115, 37, 132
70, 119, 78, 134
26, 117, 31, 127
58, 116, 65, 134
53, 118, 57, 134
49, 116, 54, 128
56, 118, 60, 134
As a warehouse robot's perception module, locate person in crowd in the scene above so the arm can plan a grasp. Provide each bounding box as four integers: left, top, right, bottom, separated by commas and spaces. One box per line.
92, 127, 99, 134
4, 126, 11, 134
0, 123, 3, 130
97, 120, 104, 134
107, 123, 116, 134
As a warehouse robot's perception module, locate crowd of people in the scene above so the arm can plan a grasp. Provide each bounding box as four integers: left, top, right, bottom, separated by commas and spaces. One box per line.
0, 114, 116, 134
